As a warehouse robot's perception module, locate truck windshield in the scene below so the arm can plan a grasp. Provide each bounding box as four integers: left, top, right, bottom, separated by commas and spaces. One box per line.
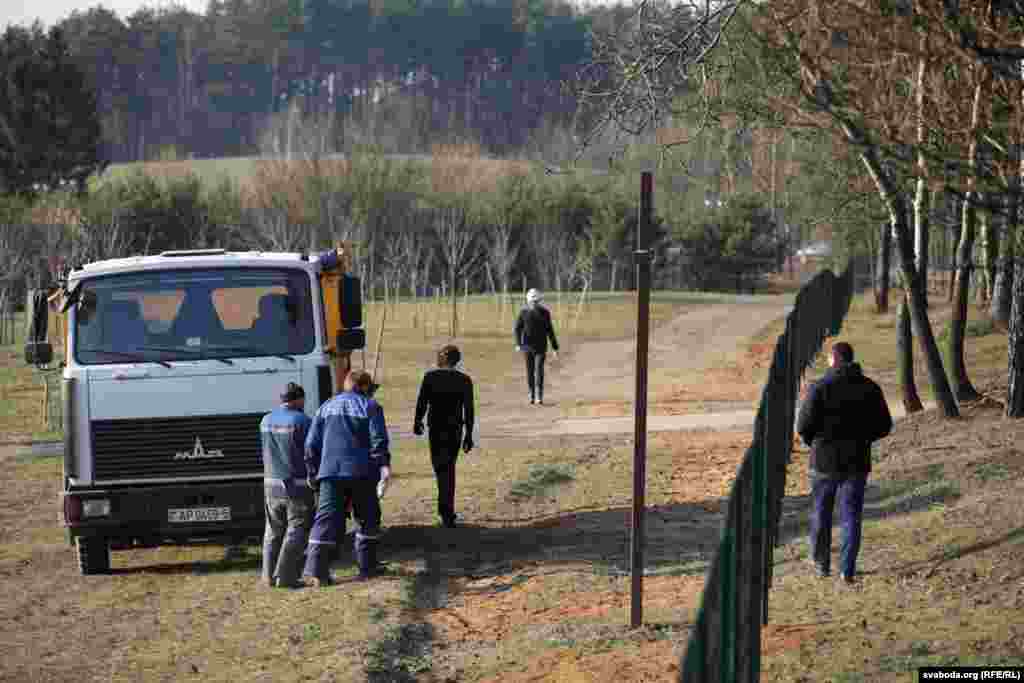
74, 267, 315, 365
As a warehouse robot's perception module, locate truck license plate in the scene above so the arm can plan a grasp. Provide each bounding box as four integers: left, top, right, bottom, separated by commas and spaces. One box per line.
168, 506, 231, 523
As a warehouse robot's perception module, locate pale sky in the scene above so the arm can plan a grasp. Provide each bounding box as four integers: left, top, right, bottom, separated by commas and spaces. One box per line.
3, 0, 209, 29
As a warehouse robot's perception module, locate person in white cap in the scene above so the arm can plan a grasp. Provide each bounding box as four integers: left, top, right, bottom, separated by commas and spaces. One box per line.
514, 288, 559, 405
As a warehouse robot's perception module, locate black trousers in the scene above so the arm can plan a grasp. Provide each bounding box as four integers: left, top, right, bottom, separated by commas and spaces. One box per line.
524, 351, 546, 400
428, 427, 462, 523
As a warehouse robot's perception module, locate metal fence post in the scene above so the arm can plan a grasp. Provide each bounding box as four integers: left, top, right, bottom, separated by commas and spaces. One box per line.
631, 171, 653, 628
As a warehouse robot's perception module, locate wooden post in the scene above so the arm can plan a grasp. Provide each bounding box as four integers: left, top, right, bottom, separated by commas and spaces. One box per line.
463, 277, 469, 336
372, 306, 387, 384
631, 171, 653, 629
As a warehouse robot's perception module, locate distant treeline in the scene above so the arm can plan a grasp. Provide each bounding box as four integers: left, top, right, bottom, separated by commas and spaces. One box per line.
0, 152, 789, 301
42, 0, 641, 163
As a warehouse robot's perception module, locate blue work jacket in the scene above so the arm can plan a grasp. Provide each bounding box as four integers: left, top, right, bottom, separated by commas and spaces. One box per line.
305, 390, 391, 481
260, 405, 313, 493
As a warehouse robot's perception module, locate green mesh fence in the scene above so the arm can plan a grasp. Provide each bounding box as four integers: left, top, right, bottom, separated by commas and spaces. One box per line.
679, 265, 855, 682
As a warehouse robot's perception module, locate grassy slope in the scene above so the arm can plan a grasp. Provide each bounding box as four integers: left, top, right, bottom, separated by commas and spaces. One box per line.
753, 287, 1024, 682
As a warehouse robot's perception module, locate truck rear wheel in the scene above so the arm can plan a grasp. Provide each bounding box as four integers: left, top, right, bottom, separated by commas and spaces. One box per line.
76, 536, 111, 575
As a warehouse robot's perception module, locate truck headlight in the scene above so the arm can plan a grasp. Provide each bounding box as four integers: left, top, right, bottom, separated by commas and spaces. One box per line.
82, 499, 111, 517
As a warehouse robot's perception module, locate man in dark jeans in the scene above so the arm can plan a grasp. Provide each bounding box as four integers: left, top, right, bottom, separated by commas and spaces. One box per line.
797, 341, 893, 585
514, 288, 559, 405
414, 344, 475, 528
259, 382, 313, 588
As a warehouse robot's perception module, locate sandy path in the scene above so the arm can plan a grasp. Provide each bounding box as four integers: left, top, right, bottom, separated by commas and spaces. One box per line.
471, 294, 794, 440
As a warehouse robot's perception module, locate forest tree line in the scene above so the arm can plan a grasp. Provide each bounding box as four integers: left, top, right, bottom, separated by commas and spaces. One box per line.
10, 0, 647, 162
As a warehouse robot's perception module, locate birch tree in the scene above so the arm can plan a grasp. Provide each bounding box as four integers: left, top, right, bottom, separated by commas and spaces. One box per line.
429, 204, 485, 338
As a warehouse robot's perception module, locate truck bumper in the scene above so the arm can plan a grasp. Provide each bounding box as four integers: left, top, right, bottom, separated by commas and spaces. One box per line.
62, 480, 265, 549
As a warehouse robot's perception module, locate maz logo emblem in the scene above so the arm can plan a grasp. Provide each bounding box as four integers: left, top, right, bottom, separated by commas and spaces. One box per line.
174, 437, 225, 460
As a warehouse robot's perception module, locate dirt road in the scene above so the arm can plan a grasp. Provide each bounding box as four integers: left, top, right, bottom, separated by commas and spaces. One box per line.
471, 294, 794, 440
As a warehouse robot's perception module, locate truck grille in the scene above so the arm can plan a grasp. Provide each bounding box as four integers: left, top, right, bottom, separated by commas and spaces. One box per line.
91, 413, 264, 481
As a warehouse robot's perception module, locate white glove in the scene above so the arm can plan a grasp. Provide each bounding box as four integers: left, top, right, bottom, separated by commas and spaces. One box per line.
377, 466, 392, 498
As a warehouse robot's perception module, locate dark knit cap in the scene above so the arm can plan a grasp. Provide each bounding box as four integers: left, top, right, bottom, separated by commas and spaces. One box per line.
281, 382, 305, 402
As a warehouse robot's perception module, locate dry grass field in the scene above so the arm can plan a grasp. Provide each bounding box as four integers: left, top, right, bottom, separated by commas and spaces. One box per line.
2, 284, 1023, 682
92, 150, 541, 202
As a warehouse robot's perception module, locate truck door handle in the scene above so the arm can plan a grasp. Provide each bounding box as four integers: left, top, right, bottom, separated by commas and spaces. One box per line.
112, 371, 150, 380
243, 367, 278, 374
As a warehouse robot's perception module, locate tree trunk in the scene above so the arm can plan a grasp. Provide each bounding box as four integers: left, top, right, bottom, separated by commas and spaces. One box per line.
915, 200, 930, 309
949, 204, 980, 402
948, 204, 957, 303
854, 133, 959, 417
948, 76, 986, 403
993, 159, 1018, 328
903, 60, 929, 415
875, 223, 891, 313
1008, 256, 1024, 417
897, 290, 924, 413
913, 50, 930, 310
993, 250, 1016, 328
979, 207, 998, 305
449, 272, 458, 338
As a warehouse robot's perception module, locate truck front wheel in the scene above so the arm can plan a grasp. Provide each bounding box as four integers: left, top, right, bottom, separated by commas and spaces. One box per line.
76, 536, 111, 575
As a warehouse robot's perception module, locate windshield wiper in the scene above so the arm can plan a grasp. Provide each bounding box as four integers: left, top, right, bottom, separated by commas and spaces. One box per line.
206, 345, 296, 363
80, 348, 172, 369
138, 346, 234, 365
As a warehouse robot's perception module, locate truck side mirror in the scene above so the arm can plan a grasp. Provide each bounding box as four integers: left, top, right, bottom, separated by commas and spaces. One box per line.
340, 275, 362, 329
25, 288, 54, 366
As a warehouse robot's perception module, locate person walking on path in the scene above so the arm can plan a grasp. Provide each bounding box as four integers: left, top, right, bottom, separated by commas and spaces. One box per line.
259, 382, 314, 588
413, 344, 475, 528
797, 341, 893, 585
303, 370, 392, 585
514, 288, 559, 405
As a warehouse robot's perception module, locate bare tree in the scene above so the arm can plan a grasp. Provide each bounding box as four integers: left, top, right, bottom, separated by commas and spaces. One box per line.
257, 99, 341, 162
530, 222, 568, 293
244, 206, 311, 253
485, 175, 530, 304
0, 222, 36, 344
575, 0, 751, 157
572, 226, 607, 330
391, 209, 433, 303
429, 205, 485, 337
72, 211, 133, 265
948, 70, 989, 403
319, 190, 362, 252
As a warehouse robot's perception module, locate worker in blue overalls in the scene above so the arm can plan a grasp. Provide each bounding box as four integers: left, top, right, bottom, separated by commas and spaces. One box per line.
259, 382, 313, 588
302, 369, 392, 585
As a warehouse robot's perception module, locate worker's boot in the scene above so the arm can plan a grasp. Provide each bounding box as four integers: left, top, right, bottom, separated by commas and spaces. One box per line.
302, 543, 333, 586
355, 534, 379, 580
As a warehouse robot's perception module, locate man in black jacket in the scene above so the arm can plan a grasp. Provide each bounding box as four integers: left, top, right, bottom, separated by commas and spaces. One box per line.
514, 288, 559, 405
414, 344, 475, 528
796, 341, 893, 584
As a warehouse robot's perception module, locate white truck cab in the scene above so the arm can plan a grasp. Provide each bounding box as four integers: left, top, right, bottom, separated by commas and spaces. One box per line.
36, 248, 362, 574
